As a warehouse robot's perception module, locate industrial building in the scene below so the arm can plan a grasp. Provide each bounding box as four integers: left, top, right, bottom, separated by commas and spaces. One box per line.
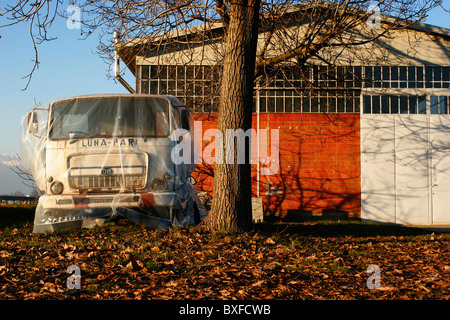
115, 6, 450, 226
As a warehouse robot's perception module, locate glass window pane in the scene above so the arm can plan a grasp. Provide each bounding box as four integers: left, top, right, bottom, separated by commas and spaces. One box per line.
302, 97, 310, 113
267, 97, 275, 112
417, 67, 423, 82
294, 97, 302, 112
383, 67, 390, 81
338, 98, 345, 113
355, 97, 360, 113
434, 66, 442, 81
400, 96, 408, 114
409, 96, 417, 114
194, 66, 203, 80
408, 66, 415, 81
276, 97, 284, 112
425, 66, 433, 82
319, 97, 327, 112
149, 65, 157, 79
186, 66, 194, 79
337, 66, 344, 87
372, 96, 380, 114
381, 95, 389, 113
345, 98, 354, 113
440, 96, 448, 114
142, 65, 149, 80
177, 66, 185, 79
275, 80, 285, 88
363, 96, 371, 113
351, 66, 361, 87
285, 96, 293, 112
365, 66, 372, 87
150, 81, 158, 95
418, 96, 426, 114
311, 97, 319, 112
374, 67, 381, 80
329, 97, 336, 113
260, 97, 267, 113
159, 81, 168, 94
312, 66, 319, 85
168, 66, 177, 79
159, 66, 168, 80
430, 96, 439, 114
141, 81, 149, 94
443, 67, 449, 81
390, 96, 399, 114
391, 67, 399, 81
400, 67, 407, 81
194, 82, 203, 96
168, 81, 176, 95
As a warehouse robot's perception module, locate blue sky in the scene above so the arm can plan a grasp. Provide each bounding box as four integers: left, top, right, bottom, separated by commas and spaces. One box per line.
0, 2, 449, 194
0, 14, 133, 157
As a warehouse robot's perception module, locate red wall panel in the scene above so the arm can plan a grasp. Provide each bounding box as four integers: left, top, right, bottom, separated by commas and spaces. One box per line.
192, 113, 361, 216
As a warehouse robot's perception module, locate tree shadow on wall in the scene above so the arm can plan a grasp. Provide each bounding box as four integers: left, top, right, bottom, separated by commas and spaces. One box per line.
191, 114, 362, 222
258, 114, 361, 221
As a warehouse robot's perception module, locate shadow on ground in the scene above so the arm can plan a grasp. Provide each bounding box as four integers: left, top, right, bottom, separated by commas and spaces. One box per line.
258, 210, 439, 238
0, 205, 445, 238
0, 205, 35, 229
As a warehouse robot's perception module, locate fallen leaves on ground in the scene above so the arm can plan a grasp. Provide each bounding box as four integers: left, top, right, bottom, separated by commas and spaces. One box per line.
0, 219, 449, 300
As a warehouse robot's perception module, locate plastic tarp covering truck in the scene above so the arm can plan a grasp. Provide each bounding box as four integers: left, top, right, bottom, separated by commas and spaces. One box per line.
20, 94, 207, 233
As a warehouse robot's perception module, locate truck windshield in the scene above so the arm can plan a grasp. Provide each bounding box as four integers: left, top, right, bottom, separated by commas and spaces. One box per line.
49, 96, 170, 140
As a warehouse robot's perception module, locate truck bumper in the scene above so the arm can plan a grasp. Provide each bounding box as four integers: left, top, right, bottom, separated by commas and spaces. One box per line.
33, 183, 206, 233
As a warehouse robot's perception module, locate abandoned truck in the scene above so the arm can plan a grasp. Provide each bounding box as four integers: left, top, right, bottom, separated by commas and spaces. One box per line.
20, 94, 207, 233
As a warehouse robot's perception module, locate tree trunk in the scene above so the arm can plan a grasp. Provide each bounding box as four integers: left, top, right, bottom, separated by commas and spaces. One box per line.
203, 0, 261, 232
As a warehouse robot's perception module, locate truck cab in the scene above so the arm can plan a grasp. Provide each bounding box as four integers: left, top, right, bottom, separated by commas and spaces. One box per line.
20, 94, 206, 233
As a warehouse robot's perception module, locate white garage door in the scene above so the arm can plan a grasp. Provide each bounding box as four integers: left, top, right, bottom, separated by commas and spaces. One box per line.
361, 93, 450, 226
430, 113, 450, 224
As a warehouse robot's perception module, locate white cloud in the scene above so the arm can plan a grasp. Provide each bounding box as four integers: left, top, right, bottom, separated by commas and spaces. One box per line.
1, 159, 20, 167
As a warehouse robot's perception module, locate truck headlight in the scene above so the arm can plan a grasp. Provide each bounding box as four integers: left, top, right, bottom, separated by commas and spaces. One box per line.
50, 181, 64, 195
152, 178, 167, 191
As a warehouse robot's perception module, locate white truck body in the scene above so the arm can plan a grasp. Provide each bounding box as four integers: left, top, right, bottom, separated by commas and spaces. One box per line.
20, 94, 206, 233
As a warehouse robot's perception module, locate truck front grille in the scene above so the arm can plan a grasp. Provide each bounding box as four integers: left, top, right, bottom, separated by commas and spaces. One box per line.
69, 174, 146, 190
68, 152, 148, 191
